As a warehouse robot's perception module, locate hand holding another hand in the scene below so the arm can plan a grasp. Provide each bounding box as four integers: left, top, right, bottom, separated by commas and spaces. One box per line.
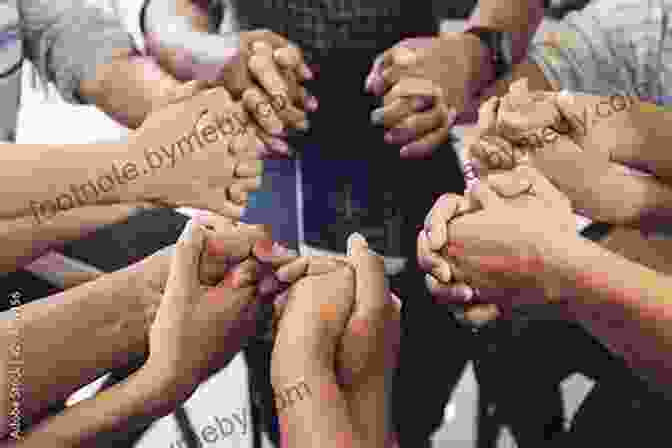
367, 33, 489, 157
270, 234, 401, 447
418, 166, 576, 309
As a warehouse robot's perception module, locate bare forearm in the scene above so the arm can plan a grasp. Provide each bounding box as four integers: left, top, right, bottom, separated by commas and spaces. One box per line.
3, 369, 172, 447
0, 266, 151, 432
79, 49, 182, 129
279, 374, 364, 448
0, 141, 139, 221
550, 236, 672, 392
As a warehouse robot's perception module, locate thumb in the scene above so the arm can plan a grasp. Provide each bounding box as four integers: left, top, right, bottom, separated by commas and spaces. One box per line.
165, 219, 205, 302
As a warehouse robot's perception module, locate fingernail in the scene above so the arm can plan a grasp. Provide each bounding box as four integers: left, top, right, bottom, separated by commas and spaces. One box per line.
347, 232, 367, 255
385, 128, 412, 144
302, 65, 313, 79
370, 108, 384, 124
259, 274, 281, 296
270, 123, 285, 136
453, 285, 474, 302
305, 96, 318, 111
274, 290, 290, 308
400, 143, 422, 158
446, 107, 458, 125
270, 139, 290, 154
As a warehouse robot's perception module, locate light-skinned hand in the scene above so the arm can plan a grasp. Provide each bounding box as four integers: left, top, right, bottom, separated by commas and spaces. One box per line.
270, 234, 401, 447
367, 33, 490, 157
468, 79, 672, 225
125, 85, 267, 218
418, 166, 577, 308
143, 216, 297, 403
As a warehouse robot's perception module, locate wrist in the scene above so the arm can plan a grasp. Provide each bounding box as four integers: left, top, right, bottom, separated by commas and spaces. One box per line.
541, 234, 596, 303
457, 32, 497, 94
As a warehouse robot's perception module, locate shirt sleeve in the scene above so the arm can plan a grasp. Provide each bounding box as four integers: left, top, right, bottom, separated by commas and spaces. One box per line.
527, 0, 671, 100
19, 0, 136, 104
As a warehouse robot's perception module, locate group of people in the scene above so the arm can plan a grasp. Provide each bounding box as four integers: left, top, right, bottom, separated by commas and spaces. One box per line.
1, 0, 672, 446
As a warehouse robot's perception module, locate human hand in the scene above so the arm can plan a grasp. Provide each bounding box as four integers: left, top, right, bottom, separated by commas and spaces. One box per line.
367, 33, 489, 157
469, 79, 672, 225
143, 216, 297, 402
126, 214, 296, 349
418, 166, 577, 308
126, 85, 267, 218
270, 234, 400, 446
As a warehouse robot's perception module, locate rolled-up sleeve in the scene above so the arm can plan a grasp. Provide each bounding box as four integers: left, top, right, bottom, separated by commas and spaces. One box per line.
19, 0, 136, 104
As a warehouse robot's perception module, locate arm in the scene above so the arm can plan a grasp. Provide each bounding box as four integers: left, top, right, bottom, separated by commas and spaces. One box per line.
0, 141, 139, 221
20, 0, 182, 129
0, 262, 151, 439
548, 233, 672, 393
1, 369, 175, 447
279, 374, 365, 448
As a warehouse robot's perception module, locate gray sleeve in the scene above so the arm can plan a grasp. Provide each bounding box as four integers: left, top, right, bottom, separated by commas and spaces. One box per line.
527, 0, 672, 100
19, 0, 136, 104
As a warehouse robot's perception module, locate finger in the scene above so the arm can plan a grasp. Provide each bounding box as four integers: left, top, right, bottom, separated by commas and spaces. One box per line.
372, 96, 430, 128
425, 274, 474, 305
467, 181, 502, 209
219, 258, 263, 289
229, 176, 263, 203
248, 52, 291, 113
482, 170, 533, 198
242, 87, 284, 135
275, 257, 309, 283
399, 122, 453, 158
275, 45, 312, 82
426, 193, 463, 251
165, 219, 205, 302
235, 159, 264, 178
347, 233, 388, 319
366, 51, 391, 95
245, 30, 290, 50
385, 108, 443, 145
384, 78, 442, 107
476, 96, 500, 137
417, 230, 452, 283
252, 240, 299, 266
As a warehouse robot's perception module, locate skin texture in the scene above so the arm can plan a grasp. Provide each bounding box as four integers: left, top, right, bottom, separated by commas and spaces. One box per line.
270, 234, 401, 448
366, 0, 546, 157
0, 216, 297, 440
145, 0, 315, 140
469, 79, 672, 225
123, 83, 266, 218
417, 168, 672, 392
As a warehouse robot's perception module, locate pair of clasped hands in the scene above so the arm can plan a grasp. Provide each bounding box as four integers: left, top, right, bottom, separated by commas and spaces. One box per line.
418, 77, 672, 321
137, 214, 399, 447
130, 28, 501, 219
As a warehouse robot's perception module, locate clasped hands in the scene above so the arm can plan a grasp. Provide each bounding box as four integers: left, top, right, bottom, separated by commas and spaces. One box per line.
137, 215, 399, 446
418, 78, 672, 316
